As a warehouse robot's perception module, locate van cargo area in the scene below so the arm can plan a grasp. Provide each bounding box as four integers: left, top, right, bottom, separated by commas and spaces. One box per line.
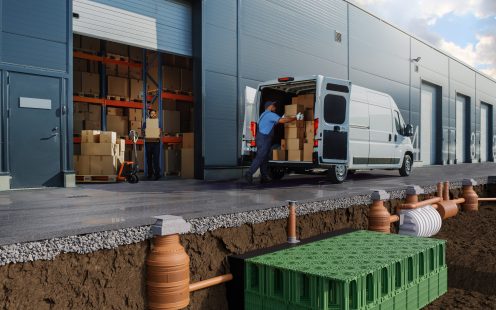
259, 80, 317, 163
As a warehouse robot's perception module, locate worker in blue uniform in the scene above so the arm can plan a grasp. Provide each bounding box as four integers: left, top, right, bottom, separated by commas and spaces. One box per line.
244, 101, 300, 184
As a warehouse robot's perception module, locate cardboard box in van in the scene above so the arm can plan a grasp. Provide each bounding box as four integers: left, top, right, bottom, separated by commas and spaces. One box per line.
285, 120, 305, 128
280, 139, 286, 150
305, 121, 314, 138
297, 94, 315, 109
286, 138, 303, 150
285, 127, 304, 139
272, 149, 286, 161
303, 143, 313, 161
284, 104, 304, 116
287, 150, 302, 161
304, 109, 314, 120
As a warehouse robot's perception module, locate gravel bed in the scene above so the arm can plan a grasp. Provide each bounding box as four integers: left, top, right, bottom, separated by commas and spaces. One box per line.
0, 177, 489, 265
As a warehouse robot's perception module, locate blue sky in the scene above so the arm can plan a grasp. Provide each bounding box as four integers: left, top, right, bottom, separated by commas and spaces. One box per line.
352, 0, 496, 79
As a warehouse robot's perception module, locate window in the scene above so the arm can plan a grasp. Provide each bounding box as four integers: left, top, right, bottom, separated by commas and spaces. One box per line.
324, 94, 346, 124
394, 111, 403, 135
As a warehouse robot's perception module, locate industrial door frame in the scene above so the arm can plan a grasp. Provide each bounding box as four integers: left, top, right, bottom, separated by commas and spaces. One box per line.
420, 81, 442, 165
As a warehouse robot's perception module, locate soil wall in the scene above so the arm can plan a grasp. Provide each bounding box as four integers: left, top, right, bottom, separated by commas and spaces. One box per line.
0, 185, 489, 310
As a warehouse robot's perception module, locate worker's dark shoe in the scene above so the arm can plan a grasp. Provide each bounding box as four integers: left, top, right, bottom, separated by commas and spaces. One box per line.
154, 175, 161, 181
243, 172, 253, 184
260, 176, 272, 184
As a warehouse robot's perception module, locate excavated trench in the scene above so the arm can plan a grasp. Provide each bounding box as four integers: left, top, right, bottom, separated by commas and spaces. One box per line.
1, 184, 495, 310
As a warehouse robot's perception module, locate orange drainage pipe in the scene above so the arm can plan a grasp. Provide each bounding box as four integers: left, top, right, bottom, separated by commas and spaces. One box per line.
287, 200, 300, 244
478, 198, 496, 202
462, 179, 479, 211
189, 274, 233, 292
399, 197, 442, 209
369, 190, 394, 233
443, 181, 450, 201
437, 182, 444, 199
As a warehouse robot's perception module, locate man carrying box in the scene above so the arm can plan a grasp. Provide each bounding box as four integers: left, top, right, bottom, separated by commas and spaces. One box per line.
244, 101, 302, 184
143, 110, 161, 180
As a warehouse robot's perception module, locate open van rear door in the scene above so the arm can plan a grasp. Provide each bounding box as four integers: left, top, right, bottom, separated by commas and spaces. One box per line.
241, 86, 258, 155
318, 78, 351, 164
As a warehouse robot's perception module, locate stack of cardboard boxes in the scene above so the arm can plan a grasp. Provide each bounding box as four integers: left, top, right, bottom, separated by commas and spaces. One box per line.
73, 102, 102, 134
74, 130, 125, 176
181, 133, 194, 178
106, 107, 129, 137
274, 94, 315, 162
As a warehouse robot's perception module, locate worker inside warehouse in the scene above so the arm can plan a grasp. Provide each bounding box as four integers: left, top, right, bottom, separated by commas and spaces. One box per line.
143, 109, 161, 180
244, 101, 302, 184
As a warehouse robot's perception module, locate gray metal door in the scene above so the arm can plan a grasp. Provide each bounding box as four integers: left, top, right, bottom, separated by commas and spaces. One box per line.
8, 72, 62, 188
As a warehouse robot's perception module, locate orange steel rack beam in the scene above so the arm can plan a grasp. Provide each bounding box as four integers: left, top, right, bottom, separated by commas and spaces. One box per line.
73, 50, 143, 68
73, 136, 182, 145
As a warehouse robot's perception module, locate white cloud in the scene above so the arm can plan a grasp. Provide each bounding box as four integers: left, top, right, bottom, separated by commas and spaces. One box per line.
351, 0, 496, 79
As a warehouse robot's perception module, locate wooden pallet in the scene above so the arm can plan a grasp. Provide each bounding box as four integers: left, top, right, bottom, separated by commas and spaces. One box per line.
76, 175, 118, 183
74, 92, 100, 98
107, 53, 129, 62
106, 95, 130, 101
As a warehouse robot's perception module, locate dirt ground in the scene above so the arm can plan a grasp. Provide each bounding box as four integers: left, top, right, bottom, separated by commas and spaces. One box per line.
424, 203, 496, 310
1, 184, 494, 309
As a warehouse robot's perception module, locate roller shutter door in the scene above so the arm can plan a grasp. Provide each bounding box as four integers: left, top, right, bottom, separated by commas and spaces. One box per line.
73, 0, 192, 56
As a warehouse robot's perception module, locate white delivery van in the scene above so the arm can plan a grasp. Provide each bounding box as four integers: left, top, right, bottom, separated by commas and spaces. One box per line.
242, 75, 415, 183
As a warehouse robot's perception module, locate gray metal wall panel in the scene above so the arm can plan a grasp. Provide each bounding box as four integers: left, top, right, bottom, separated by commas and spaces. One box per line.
240, 35, 348, 81
205, 0, 236, 31
3, 0, 67, 43
73, 0, 192, 56
204, 71, 237, 121
204, 24, 237, 76
411, 39, 449, 77
239, 0, 348, 81
476, 74, 496, 105
2, 33, 67, 71
349, 6, 410, 85
204, 119, 237, 166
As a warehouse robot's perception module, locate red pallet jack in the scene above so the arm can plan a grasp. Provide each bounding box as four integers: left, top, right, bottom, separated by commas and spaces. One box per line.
117, 130, 140, 183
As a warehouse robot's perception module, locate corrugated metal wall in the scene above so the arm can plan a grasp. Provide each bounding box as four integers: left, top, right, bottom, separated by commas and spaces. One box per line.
200, 0, 496, 173
73, 0, 192, 56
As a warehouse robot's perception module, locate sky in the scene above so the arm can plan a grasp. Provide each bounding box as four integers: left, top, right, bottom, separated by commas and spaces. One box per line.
351, 0, 496, 79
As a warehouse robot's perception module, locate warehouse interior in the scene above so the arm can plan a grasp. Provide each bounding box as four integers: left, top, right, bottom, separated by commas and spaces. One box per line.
72, 34, 195, 180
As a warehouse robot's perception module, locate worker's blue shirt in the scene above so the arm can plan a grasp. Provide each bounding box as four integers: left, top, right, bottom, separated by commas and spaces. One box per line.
258, 111, 281, 135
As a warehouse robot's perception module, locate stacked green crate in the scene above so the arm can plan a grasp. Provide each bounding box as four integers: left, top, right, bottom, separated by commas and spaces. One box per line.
245, 230, 447, 310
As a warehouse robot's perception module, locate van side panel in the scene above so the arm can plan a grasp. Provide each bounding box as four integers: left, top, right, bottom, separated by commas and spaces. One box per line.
349, 99, 370, 167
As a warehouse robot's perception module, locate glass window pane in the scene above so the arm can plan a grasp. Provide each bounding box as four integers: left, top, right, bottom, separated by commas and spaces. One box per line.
324, 94, 346, 124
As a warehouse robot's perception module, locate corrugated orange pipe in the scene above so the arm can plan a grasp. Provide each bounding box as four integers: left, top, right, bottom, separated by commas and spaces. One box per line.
189, 274, 233, 292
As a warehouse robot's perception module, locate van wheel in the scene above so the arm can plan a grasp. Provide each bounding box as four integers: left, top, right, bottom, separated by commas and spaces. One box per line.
399, 154, 412, 176
328, 165, 347, 184
269, 167, 285, 180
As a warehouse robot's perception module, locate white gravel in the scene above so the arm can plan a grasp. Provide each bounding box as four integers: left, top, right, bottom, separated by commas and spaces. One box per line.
0, 177, 489, 266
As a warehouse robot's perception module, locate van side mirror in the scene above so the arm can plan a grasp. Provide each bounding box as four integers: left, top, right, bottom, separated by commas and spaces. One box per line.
404, 124, 414, 137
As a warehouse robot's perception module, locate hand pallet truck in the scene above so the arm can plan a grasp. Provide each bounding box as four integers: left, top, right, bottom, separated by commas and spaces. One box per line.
117, 130, 140, 183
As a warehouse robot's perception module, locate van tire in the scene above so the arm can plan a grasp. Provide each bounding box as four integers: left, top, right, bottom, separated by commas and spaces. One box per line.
399, 154, 412, 176
269, 167, 285, 180
327, 165, 347, 184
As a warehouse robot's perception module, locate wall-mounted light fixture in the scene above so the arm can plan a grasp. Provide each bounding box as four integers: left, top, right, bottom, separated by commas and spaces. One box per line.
412, 57, 422, 62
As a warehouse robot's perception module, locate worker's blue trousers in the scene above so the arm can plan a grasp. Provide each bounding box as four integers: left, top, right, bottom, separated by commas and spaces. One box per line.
247, 132, 273, 178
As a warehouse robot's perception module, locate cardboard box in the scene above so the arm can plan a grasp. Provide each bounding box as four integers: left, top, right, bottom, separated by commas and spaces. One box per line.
107, 41, 128, 56
107, 76, 129, 98
73, 120, 84, 134
129, 46, 142, 62
285, 120, 305, 128
163, 110, 180, 134
100, 131, 117, 144
74, 112, 86, 121
304, 109, 314, 120
88, 104, 101, 114
90, 155, 118, 175
81, 143, 117, 156
81, 130, 101, 143
303, 143, 313, 161
74, 102, 88, 113
164, 66, 181, 91
298, 94, 315, 109
287, 150, 303, 161
129, 108, 143, 121
73, 71, 82, 94
107, 115, 129, 137
84, 120, 101, 130
145, 119, 160, 138
182, 133, 194, 148
129, 120, 142, 132
305, 121, 314, 138
129, 67, 142, 80
284, 104, 304, 116
81, 36, 100, 51
86, 109, 101, 122
107, 107, 125, 116
117, 64, 129, 78
165, 149, 181, 174
88, 61, 99, 73
181, 148, 194, 178
116, 139, 126, 155
285, 127, 304, 139
163, 99, 176, 111
147, 118, 159, 128
130, 79, 143, 100
181, 69, 193, 92
280, 139, 286, 150
74, 59, 88, 72
105, 63, 118, 76
75, 155, 91, 175
286, 138, 303, 150
81, 72, 100, 96
272, 149, 286, 161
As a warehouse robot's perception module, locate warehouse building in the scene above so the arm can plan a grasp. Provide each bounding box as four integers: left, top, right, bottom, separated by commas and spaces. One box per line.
0, 0, 495, 189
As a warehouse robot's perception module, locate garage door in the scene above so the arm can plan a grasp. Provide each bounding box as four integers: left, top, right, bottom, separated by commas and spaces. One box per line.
73, 0, 192, 56
420, 83, 438, 165
455, 95, 467, 163
481, 103, 489, 162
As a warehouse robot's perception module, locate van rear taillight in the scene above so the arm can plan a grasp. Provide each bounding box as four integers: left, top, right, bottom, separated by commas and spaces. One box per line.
250, 121, 257, 138
278, 77, 294, 82
314, 118, 319, 136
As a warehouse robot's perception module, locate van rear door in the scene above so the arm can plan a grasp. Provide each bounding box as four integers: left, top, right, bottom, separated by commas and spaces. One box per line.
318, 78, 351, 164
241, 86, 259, 155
